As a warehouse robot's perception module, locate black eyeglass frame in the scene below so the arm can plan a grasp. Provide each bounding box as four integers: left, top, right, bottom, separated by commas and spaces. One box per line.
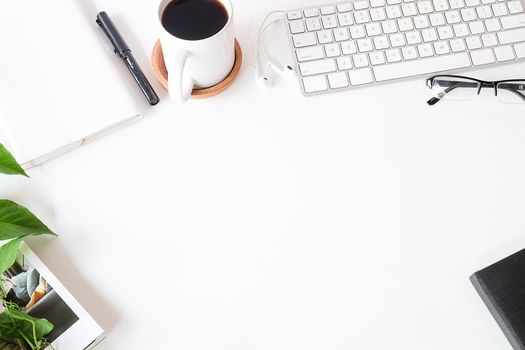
426, 75, 525, 105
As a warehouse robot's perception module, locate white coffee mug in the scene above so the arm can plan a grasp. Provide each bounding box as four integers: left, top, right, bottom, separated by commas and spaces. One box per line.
158, 0, 235, 103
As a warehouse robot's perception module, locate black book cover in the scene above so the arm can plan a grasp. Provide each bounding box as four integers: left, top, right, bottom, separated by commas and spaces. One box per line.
470, 249, 525, 350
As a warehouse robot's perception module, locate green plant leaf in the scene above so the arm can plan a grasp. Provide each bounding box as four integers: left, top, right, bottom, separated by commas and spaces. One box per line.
32, 318, 54, 340
8, 307, 53, 339
0, 144, 27, 177
0, 200, 55, 241
0, 237, 25, 275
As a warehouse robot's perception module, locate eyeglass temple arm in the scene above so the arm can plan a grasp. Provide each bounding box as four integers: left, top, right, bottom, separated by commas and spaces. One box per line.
427, 80, 480, 106
497, 83, 525, 102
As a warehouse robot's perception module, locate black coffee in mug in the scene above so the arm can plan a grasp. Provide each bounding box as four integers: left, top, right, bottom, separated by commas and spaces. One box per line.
162, 0, 229, 41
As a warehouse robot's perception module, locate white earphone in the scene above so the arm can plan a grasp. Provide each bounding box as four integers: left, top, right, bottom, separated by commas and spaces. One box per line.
255, 11, 295, 87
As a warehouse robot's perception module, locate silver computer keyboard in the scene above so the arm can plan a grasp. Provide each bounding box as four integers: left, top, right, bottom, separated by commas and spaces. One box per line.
284, 0, 525, 95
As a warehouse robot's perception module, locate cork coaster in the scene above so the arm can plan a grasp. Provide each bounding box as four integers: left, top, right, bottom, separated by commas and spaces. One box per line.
151, 39, 242, 99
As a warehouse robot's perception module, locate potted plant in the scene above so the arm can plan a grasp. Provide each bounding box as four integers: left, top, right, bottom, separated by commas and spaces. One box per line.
0, 143, 56, 349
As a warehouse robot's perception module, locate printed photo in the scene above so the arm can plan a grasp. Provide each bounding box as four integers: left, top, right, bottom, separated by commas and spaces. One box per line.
2, 252, 80, 345
0, 243, 104, 350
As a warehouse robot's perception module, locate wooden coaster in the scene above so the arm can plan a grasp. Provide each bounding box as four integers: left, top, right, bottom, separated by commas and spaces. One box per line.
151, 39, 242, 99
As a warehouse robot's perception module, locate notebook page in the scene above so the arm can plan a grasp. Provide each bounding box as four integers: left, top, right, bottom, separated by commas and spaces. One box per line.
0, 0, 140, 166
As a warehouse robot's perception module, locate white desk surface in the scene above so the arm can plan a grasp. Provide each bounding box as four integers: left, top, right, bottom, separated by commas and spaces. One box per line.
2, 0, 525, 349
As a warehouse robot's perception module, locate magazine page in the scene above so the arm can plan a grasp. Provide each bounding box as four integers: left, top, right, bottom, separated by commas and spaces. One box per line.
1, 242, 104, 350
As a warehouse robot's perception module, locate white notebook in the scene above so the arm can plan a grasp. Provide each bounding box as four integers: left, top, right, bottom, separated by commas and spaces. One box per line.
0, 0, 141, 169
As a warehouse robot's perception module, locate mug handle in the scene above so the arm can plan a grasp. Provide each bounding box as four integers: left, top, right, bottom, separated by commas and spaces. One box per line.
168, 50, 194, 103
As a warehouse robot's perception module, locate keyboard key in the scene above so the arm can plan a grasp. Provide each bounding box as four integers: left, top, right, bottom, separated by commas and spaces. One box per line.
328, 72, 349, 88
354, 1, 369, 10
338, 13, 355, 26
373, 52, 471, 80
514, 42, 525, 57
293, 32, 317, 47
481, 0, 496, 4
366, 22, 382, 36
306, 17, 322, 31
401, 45, 419, 59
369, 51, 386, 64
386, 5, 403, 18
422, 28, 438, 41
494, 45, 516, 60
501, 14, 525, 29
325, 43, 342, 56
374, 35, 391, 48
450, 0, 466, 9
438, 25, 454, 39
418, 1, 434, 14
337, 3, 353, 12
387, 0, 402, 4
433, 0, 449, 11
304, 8, 320, 17
434, 41, 451, 54
402, 3, 418, 16
445, 10, 461, 23
414, 15, 430, 28
358, 38, 374, 51
365, 23, 381, 36
418, 43, 435, 56
492, 3, 509, 16
348, 68, 374, 84
453, 23, 470, 36
350, 25, 367, 38
406, 30, 422, 44
371, 0, 387, 7
460, 8, 477, 21
390, 33, 406, 46
337, 56, 353, 69
498, 27, 525, 44
382, 20, 398, 33
485, 18, 502, 31
296, 46, 325, 61
322, 15, 338, 28
318, 30, 334, 43
430, 13, 446, 26
398, 18, 414, 31
470, 48, 496, 64
290, 20, 306, 34
481, 33, 498, 46
321, 6, 336, 14
508, 0, 524, 14
299, 59, 337, 75
450, 38, 467, 51
303, 75, 328, 92
371, 8, 387, 21
341, 40, 358, 53
465, 0, 481, 6
469, 21, 486, 34
353, 53, 370, 67
386, 48, 403, 61
334, 27, 350, 41
354, 10, 371, 23
288, 10, 303, 20
466, 35, 483, 48
477, 6, 493, 19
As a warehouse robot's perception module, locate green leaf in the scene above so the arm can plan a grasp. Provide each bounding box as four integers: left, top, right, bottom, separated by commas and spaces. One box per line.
32, 318, 53, 339
0, 237, 25, 275
0, 144, 27, 177
0, 200, 55, 241
8, 308, 53, 339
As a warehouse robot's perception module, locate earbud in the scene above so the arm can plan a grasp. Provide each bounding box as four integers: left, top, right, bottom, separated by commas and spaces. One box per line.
256, 11, 295, 88
255, 61, 274, 87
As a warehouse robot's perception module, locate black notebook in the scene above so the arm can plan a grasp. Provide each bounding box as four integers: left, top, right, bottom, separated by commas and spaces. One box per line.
471, 249, 525, 350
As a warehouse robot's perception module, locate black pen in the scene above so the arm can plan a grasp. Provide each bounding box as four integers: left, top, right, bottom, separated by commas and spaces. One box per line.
96, 11, 160, 106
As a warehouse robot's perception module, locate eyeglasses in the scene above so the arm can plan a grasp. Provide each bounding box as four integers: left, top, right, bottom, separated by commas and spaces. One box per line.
426, 75, 525, 105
